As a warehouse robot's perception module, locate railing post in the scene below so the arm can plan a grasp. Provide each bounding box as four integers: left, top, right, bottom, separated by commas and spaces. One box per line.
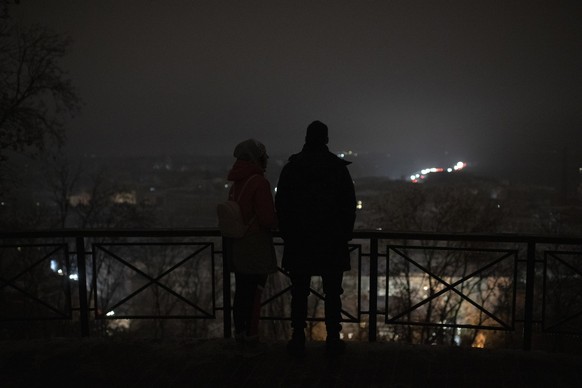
369, 237, 378, 342
523, 240, 536, 351
222, 237, 232, 338
75, 236, 90, 337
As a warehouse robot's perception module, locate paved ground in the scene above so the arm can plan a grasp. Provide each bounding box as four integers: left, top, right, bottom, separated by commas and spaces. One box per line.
1, 338, 581, 387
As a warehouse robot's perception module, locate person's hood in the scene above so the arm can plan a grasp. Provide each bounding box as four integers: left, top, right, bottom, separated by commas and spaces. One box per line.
227, 159, 264, 182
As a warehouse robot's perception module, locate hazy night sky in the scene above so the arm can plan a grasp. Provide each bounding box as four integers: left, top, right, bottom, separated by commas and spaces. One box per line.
13, 0, 582, 176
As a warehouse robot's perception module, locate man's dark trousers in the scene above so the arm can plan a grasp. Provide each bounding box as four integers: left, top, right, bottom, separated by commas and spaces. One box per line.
289, 270, 344, 337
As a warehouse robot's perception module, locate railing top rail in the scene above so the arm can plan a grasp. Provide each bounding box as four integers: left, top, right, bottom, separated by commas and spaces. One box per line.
0, 228, 222, 239
0, 228, 581, 245
356, 230, 582, 245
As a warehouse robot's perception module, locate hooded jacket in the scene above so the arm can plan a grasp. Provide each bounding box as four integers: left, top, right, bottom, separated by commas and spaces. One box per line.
227, 159, 277, 235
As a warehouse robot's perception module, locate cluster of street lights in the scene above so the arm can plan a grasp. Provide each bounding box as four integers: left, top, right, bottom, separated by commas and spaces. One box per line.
410, 161, 466, 183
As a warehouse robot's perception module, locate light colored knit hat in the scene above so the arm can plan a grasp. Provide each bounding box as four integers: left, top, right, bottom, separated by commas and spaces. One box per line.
233, 139, 267, 161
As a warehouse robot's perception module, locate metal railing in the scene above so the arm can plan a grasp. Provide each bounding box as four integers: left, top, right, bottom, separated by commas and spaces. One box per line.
1, 229, 581, 351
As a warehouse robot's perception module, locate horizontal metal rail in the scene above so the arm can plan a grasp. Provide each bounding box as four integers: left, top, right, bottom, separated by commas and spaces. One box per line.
1, 229, 581, 351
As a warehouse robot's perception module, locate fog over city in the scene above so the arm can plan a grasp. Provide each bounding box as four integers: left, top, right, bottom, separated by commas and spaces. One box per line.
4, 2, 582, 363
11, 0, 581, 182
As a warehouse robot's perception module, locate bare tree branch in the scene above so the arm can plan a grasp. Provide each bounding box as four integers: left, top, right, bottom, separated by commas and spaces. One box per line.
0, 20, 81, 162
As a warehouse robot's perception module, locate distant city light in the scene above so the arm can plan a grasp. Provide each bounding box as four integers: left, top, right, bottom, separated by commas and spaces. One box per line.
453, 161, 466, 171
356, 200, 363, 210
69, 274, 79, 281
111, 191, 137, 205
50, 259, 71, 277
337, 150, 358, 158
409, 161, 467, 183
106, 311, 115, 316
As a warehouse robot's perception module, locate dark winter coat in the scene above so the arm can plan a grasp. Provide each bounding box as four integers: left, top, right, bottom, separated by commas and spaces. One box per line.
275, 143, 356, 274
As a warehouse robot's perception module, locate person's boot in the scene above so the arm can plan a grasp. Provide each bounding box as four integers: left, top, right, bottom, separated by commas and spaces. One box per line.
325, 332, 346, 355
234, 331, 246, 351
286, 329, 306, 357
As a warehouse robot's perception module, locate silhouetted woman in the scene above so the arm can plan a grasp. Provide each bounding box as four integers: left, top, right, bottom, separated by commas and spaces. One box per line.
226, 139, 277, 347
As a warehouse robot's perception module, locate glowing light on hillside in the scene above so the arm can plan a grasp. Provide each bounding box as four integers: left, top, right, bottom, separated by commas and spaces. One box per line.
337, 150, 357, 158
409, 161, 467, 183
453, 161, 466, 171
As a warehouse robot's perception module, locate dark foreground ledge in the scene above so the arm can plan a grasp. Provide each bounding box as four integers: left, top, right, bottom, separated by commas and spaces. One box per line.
1, 338, 581, 388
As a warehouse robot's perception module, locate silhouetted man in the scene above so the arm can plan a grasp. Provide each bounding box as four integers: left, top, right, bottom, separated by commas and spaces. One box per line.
275, 120, 356, 355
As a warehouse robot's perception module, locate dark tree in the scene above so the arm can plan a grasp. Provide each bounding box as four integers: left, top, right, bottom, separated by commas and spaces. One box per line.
0, 10, 80, 163
0, 0, 19, 19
